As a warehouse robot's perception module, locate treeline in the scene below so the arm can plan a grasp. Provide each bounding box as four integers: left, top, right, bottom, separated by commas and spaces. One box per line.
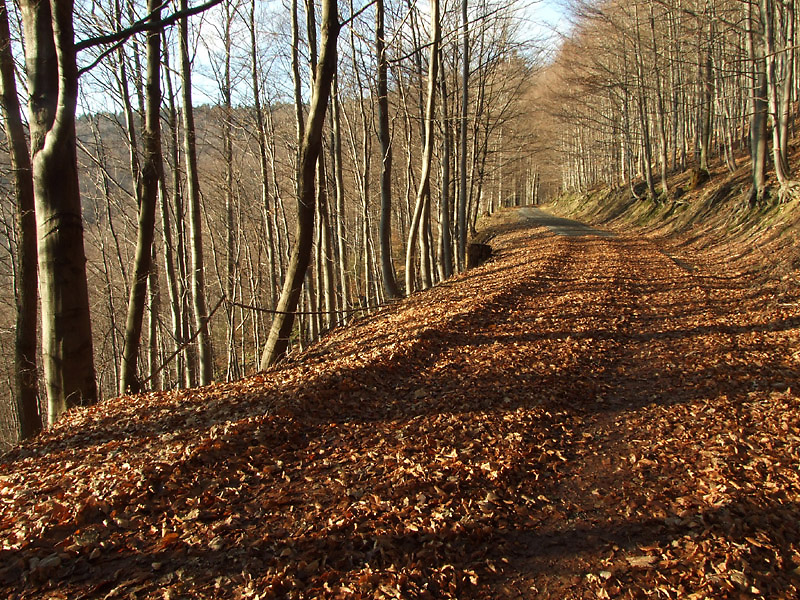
0, 0, 541, 444
537, 0, 798, 204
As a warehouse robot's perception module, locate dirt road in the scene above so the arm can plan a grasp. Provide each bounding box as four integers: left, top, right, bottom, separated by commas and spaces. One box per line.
468, 207, 800, 597
519, 206, 616, 238
2, 207, 799, 599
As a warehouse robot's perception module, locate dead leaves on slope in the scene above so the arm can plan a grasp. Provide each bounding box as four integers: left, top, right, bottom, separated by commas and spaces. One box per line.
1, 223, 800, 599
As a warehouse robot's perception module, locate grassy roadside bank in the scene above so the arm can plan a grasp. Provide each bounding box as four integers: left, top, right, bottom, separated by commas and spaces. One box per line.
546, 167, 800, 288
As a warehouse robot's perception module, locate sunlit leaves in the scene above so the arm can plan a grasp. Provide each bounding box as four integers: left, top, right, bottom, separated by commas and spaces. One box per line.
1, 210, 799, 598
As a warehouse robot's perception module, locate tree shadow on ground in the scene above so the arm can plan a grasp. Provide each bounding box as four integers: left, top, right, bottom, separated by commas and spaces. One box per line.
2, 227, 799, 598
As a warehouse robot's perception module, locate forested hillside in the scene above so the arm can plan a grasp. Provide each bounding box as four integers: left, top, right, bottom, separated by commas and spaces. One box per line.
2, 204, 799, 598
0, 0, 542, 442
5, 0, 795, 441
535, 0, 797, 204
2, 0, 800, 596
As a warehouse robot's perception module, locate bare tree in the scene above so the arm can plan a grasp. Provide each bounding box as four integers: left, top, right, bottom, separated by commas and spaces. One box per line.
405, 0, 440, 294
749, 0, 769, 204
179, 0, 213, 384
260, 0, 340, 368
376, 0, 401, 298
457, 0, 469, 271
0, 0, 40, 438
20, 0, 98, 422
120, 0, 165, 394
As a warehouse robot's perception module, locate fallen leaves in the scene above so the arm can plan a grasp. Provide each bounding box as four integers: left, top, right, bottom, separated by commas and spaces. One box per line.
1, 211, 800, 598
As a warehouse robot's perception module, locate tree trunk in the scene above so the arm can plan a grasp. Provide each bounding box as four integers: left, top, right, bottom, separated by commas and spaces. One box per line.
749, 0, 769, 203
348, 5, 373, 304
633, 3, 657, 200
762, 0, 792, 186
179, 0, 213, 384
147, 245, 161, 389
250, 0, 278, 312
331, 74, 350, 319
157, 171, 182, 389
699, 6, 714, 173
161, 33, 194, 387
779, 0, 794, 164
405, 0, 440, 295
120, 0, 164, 395
438, 56, 454, 280
649, 2, 669, 196
457, 0, 469, 272
221, 0, 237, 381
317, 155, 336, 328
420, 196, 433, 289
260, 0, 339, 368
21, 0, 98, 422
0, 0, 41, 438
376, 0, 401, 299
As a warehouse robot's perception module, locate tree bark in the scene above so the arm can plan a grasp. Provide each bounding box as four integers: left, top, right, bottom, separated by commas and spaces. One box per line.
260, 0, 339, 368
250, 0, 278, 312
649, 2, 669, 196
457, 0, 469, 272
147, 245, 161, 389
179, 0, 213, 384
0, 0, 41, 438
221, 0, 237, 380
159, 33, 187, 388
21, 0, 98, 422
749, 0, 769, 203
633, 3, 657, 200
376, 0, 401, 299
762, 0, 792, 186
438, 56, 454, 280
699, 5, 714, 173
120, 0, 164, 395
405, 0, 440, 295
162, 33, 195, 387
331, 74, 350, 319
317, 153, 336, 328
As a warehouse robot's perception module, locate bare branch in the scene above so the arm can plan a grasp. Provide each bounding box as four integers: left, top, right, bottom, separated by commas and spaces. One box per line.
75, 0, 223, 52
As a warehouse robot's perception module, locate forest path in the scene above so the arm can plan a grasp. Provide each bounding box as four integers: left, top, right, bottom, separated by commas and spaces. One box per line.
518, 205, 616, 238
467, 208, 799, 597
2, 207, 799, 599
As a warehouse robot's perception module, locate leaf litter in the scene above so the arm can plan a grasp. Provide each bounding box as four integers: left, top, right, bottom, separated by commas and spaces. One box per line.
1, 209, 799, 599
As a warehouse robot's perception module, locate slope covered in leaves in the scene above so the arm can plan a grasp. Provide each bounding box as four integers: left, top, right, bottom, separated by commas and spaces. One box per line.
2, 207, 799, 599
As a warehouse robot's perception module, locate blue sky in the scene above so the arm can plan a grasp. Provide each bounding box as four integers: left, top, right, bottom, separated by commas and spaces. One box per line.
522, 0, 572, 48
75, 0, 573, 113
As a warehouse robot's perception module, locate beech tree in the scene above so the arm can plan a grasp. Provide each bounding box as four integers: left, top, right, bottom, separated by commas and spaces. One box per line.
20, 0, 98, 422
457, 0, 469, 271
260, 0, 340, 367
405, 0, 440, 295
0, 0, 41, 438
119, 0, 165, 394
376, 0, 401, 299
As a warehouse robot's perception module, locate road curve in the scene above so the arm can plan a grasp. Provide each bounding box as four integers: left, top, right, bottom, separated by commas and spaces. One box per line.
1, 206, 798, 599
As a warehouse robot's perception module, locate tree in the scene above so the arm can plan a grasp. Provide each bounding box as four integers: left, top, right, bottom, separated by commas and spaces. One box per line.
0, 0, 41, 438
748, 0, 769, 204
761, 0, 795, 193
179, 0, 214, 385
260, 0, 340, 368
376, 0, 401, 298
159, 30, 193, 388
249, 0, 279, 314
405, 0, 440, 294
457, 0, 469, 271
20, 0, 98, 422
119, 0, 165, 394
